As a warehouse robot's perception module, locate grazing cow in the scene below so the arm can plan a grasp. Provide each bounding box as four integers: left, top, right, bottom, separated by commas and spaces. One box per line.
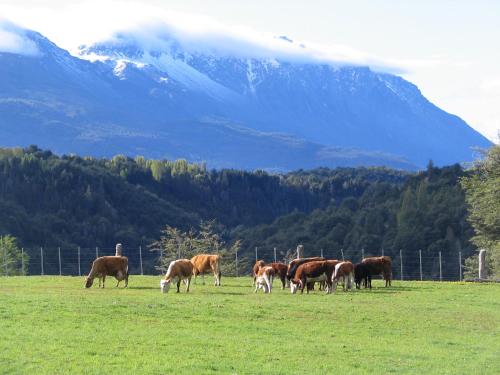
255, 266, 275, 293
331, 261, 355, 292
85, 256, 129, 288
362, 256, 392, 287
354, 263, 372, 289
160, 259, 194, 293
267, 262, 288, 289
190, 254, 221, 286
253, 260, 266, 286
286, 257, 325, 281
290, 260, 334, 294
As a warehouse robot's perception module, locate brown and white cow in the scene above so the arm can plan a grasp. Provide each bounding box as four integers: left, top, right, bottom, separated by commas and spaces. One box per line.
331, 261, 354, 292
253, 260, 266, 286
254, 266, 275, 293
160, 259, 194, 293
190, 254, 221, 286
361, 256, 392, 287
85, 256, 129, 288
290, 260, 335, 294
286, 257, 325, 282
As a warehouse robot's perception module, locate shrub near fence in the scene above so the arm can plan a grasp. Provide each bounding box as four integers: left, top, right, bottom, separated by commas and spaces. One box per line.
3, 246, 467, 282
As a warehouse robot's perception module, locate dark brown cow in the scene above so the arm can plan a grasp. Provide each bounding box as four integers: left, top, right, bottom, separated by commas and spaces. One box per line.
361, 256, 392, 287
290, 260, 335, 294
253, 260, 266, 286
190, 254, 221, 286
354, 263, 372, 289
267, 262, 288, 289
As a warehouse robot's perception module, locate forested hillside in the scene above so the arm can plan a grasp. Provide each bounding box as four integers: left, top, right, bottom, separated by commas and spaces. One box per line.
234, 163, 474, 264
0, 146, 475, 276
0, 146, 405, 248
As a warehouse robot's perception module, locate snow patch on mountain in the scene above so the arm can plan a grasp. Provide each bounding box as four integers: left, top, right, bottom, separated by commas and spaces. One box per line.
0, 20, 40, 56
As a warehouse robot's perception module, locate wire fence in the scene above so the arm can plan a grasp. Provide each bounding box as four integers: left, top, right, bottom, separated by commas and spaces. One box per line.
1, 245, 467, 282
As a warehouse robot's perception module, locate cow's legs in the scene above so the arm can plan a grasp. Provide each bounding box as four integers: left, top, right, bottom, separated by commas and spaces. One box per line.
102, 276, 106, 288
176, 280, 181, 293
186, 277, 191, 292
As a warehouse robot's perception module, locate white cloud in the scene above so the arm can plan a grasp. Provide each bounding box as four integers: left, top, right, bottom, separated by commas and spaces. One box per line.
1, 0, 441, 73
0, 19, 39, 56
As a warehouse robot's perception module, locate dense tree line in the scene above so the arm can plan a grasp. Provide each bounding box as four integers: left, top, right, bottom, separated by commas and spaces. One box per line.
233, 162, 475, 278
0, 146, 478, 277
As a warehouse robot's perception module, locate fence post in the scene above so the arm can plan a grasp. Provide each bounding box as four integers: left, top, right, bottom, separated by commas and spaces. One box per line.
58, 247, 62, 276
399, 249, 403, 281
40, 247, 44, 276
459, 251, 462, 282
235, 249, 239, 277
139, 246, 144, 275
3, 241, 7, 276
95, 247, 99, 259
320, 248, 324, 258
382, 247, 384, 256
419, 249, 423, 281
479, 249, 487, 279
439, 251, 442, 281
77, 247, 81, 276
361, 248, 365, 261
255, 247, 258, 262
341, 248, 345, 261
21, 247, 25, 275
273, 247, 277, 263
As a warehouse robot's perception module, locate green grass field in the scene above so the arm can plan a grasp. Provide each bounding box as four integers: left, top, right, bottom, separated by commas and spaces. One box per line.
0, 276, 499, 375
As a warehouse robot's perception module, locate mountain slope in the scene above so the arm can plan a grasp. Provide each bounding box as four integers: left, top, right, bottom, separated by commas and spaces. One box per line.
0, 25, 492, 170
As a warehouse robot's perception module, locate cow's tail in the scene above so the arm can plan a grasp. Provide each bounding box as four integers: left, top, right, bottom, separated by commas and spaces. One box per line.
215, 255, 221, 286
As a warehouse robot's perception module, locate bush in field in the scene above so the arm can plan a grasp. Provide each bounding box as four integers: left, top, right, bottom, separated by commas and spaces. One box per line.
0, 235, 29, 275
150, 220, 242, 276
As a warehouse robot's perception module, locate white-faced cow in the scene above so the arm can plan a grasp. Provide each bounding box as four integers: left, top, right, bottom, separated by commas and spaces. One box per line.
290, 260, 335, 294
253, 260, 266, 286
190, 254, 221, 286
160, 259, 194, 293
254, 266, 275, 293
286, 257, 325, 282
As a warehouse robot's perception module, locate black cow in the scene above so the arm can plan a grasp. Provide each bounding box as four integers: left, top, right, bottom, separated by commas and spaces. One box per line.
354, 263, 372, 289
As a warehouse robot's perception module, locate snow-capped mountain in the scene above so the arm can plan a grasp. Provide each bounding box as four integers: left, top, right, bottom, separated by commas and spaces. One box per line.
0, 24, 492, 170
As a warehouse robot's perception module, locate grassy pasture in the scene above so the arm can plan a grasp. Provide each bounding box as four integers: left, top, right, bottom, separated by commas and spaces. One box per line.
0, 276, 499, 375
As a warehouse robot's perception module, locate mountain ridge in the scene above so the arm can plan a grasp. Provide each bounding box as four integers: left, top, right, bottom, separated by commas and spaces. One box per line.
0, 24, 492, 170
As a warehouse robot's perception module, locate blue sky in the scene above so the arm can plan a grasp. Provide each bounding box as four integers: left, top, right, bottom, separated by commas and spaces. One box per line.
2, 0, 499, 142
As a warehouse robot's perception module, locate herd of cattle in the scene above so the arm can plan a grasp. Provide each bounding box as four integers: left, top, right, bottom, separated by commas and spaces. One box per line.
84, 253, 393, 294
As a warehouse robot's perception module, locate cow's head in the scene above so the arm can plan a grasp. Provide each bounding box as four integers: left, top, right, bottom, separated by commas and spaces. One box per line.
160, 279, 172, 293
290, 280, 299, 294
84, 276, 93, 288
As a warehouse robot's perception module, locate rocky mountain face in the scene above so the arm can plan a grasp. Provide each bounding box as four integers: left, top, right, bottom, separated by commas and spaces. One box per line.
0, 26, 491, 170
